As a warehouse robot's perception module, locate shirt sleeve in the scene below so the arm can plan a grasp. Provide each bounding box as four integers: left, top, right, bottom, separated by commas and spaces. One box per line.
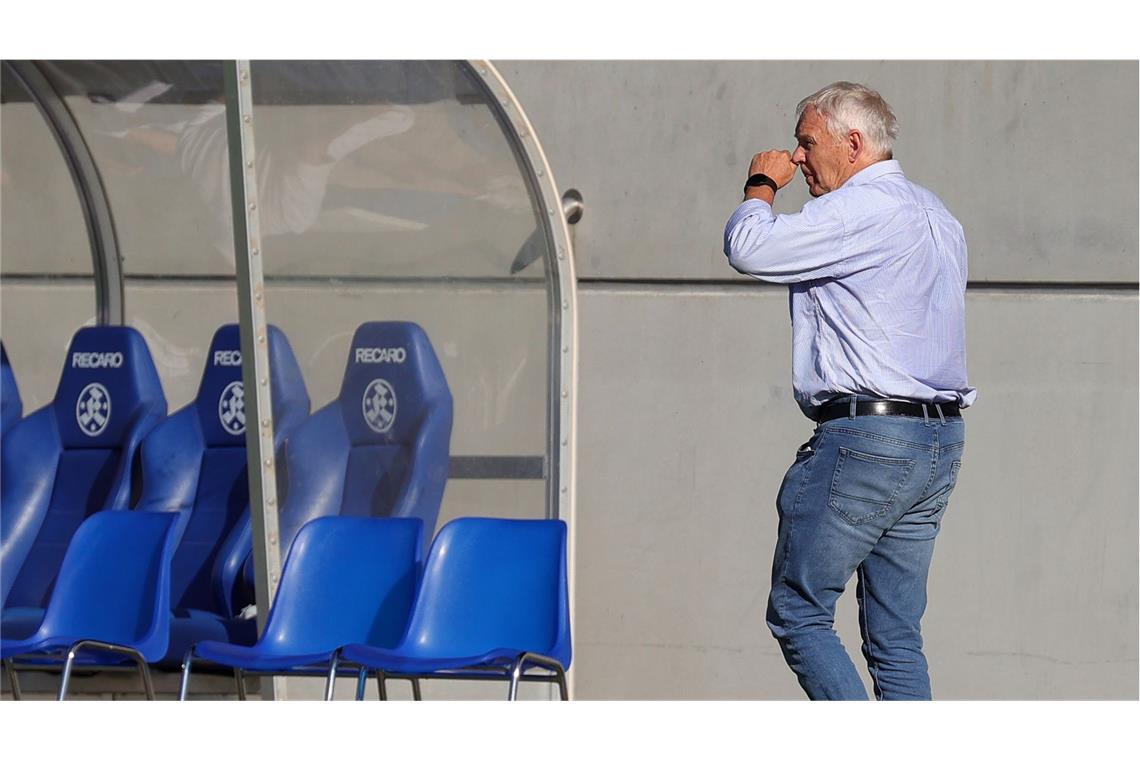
723, 196, 848, 283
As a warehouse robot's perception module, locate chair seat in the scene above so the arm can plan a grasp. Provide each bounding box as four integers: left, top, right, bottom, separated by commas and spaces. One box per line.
160, 610, 258, 669
339, 643, 557, 674
1, 636, 137, 667
194, 639, 341, 672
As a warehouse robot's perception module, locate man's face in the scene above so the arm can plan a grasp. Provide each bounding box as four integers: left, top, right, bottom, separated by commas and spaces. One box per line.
792, 106, 851, 197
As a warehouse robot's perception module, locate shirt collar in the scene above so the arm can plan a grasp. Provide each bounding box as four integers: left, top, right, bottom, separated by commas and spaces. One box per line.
843, 159, 903, 188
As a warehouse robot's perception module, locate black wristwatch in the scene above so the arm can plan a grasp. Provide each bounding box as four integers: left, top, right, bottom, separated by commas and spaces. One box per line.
744, 173, 779, 195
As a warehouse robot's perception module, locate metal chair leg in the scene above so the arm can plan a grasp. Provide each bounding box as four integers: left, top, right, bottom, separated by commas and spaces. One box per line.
179, 648, 195, 701
508, 653, 568, 701
376, 671, 388, 701
355, 667, 369, 701
324, 650, 340, 701
235, 668, 247, 700
410, 677, 422, 701
555, 668, 568, 701
507, 654, 526, 701
58, 645, 81, 700
57, 640, 155, 701
135, 657, 156, 701
3, 659, 21, 701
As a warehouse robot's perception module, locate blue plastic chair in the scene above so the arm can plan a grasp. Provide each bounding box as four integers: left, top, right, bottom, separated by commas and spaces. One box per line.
1, 326, 167, 623
338, 518, 571, 701
1, 342, 22, 438
133, 324, 310, 666
0, 510, 184, 700
179, 516, 423, 701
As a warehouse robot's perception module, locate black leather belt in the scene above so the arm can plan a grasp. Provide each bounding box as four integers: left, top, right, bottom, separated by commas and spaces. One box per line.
814, 399, 962, 424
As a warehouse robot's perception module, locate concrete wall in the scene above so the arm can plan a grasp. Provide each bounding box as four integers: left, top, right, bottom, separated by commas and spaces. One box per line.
496, 61, 1137, 283
495, 60, 1139, 699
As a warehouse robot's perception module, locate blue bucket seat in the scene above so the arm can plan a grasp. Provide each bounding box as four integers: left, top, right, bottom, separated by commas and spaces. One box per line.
133, 324, 310, 665
268, 321, 452, 568
1, 326, 167, 620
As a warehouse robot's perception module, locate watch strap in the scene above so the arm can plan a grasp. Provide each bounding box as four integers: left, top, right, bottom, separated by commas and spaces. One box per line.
744, 173, 779, 194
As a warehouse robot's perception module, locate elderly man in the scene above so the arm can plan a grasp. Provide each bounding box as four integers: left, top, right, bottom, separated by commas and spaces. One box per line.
724, 82, 976, 700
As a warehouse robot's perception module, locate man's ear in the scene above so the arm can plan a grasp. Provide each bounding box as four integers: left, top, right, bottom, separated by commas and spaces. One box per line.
847, 130, 864, 163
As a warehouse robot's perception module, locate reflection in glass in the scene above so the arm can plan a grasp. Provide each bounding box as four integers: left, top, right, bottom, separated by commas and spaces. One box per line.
251, 61, 553, 534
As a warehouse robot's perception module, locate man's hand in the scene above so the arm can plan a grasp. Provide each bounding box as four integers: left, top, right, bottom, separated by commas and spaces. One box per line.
749, 150, 797, 188
743, 150, 797, 203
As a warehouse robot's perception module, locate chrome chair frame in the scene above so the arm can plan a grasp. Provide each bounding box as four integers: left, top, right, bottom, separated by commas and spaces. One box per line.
178, 644, 422, 701
332, 649, 568, 701
4, 640, 156, 700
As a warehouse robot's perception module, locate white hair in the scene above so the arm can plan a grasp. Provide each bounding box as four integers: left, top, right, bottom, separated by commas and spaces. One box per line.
796, 82, 899, 160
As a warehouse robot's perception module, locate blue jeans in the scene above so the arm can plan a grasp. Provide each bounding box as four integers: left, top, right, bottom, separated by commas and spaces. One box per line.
766, 406, 965, 700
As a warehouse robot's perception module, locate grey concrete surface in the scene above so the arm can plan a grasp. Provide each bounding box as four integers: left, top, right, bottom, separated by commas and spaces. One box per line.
1, 104, 91, 276
496, 61, 1139, 284
573, 286, 1137, 699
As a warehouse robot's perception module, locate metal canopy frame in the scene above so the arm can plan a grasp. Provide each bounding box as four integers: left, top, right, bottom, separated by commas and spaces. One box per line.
3, 60, 124, 325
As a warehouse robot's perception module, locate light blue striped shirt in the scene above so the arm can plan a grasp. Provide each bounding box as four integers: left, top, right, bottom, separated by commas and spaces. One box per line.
724, 160, 976, 415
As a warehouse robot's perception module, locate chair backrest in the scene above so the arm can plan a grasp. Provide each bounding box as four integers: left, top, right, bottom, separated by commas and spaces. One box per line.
1, 326, 167, 610
259, 516, 422, 654
136, 324, 310, 613
1, 342, 21, 436
274, 321, 452, 557
401, 518, 571, 668
29, 510, 184, 662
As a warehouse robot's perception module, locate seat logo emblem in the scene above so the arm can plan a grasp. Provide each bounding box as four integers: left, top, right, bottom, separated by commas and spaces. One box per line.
219, 380, 246, 435
76, 382, 111, 436
362, 378, 397, 434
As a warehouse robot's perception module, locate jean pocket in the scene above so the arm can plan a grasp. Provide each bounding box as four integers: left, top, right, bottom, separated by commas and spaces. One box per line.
828, 447, 916, 526
949, 459, 962, 488
933, 459, 963, 521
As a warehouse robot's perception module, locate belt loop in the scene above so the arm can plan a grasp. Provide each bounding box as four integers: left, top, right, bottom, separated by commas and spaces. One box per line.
921, 403, 930, 426
848, 395, 857, 419
935, 403, 946, 425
